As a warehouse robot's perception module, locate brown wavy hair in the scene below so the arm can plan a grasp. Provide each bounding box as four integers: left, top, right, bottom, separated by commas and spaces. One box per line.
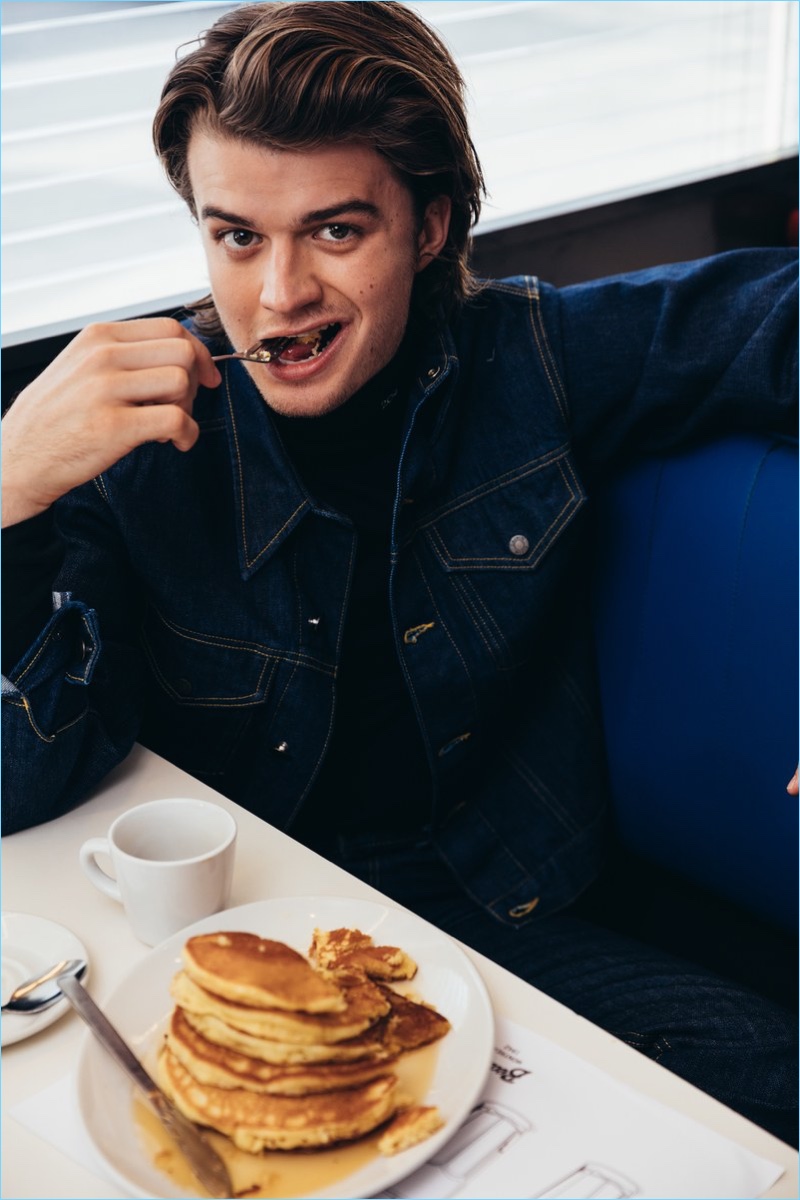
153, 1, 485, 334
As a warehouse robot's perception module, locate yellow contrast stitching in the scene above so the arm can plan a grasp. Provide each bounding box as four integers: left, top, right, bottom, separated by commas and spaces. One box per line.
417, 444, 569, 528
527, 277, 568, 419
225, 367, 308, 569
427, 460, 579, 566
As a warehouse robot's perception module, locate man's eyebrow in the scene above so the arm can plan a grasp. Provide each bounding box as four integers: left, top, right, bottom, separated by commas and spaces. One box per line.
200, 205, 258, 227
298, 199, 380, 225
199, 200, 381, 227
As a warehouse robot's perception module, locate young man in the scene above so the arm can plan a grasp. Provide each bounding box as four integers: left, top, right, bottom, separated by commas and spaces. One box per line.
2, 2, 797, 1142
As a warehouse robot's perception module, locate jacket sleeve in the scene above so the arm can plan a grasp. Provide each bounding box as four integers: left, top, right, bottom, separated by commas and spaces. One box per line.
541, 248, 798, 480
1, 476, 144, 835
1, 510, 64, 673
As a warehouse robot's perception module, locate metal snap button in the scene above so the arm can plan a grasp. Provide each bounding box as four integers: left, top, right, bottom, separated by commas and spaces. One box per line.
427, 365, 440, 380
273, 740, 289, 754
508, 898, 539, 918
307, 617, 321, 627
508, 534, 529, 556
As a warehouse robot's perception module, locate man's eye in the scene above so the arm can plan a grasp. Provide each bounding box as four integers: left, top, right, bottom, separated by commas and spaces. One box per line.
317, 224, 355, 243
220, 229, 258, 249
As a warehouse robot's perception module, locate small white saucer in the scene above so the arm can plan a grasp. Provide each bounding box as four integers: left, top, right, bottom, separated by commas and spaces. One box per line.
1, 913, 89, 1047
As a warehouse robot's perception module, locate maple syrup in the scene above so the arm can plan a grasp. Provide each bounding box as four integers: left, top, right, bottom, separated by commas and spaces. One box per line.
134, 1040, 439, 1198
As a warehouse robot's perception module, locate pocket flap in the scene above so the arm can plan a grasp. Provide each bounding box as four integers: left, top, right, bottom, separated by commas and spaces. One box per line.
424, 449, 585, 571
140, 608, 274, 705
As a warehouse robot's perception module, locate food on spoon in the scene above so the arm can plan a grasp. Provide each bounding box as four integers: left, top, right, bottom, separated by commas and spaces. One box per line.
156, 927, 450, 1159
247, 323, 340, 363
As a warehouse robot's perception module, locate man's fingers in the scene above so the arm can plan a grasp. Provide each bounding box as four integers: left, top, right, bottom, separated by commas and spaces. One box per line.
0, 318, 212, 525
96, 338, 197, 373
89, 319, 222, 392
128, 404, 200, 453
97, 316, 192, 343
103, 364, 197, 408
198, 353, 223, 390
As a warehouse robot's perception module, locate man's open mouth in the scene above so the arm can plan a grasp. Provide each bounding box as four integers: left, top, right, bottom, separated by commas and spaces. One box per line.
252, 323, 341, 364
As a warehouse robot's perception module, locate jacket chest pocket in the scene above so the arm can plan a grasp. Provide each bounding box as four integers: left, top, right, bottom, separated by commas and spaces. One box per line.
139, 608, 276, 776
423, 449, 585, 572
419, 450, 586, 670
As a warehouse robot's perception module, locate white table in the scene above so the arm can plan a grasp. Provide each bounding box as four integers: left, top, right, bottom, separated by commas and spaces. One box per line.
3, 743, 797, 1199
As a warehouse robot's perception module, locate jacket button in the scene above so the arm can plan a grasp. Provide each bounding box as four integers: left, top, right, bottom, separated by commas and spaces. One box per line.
427, 365, 440, 380
508, 898, 539, 918
403, 622, 435, 644
273, 740, 289, 754
307, 617, 321, 627
508, 534, 529, 556
438, 731, 472, 756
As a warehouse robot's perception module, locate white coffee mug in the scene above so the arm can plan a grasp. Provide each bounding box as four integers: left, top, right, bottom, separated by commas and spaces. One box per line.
79, 798, 237, 945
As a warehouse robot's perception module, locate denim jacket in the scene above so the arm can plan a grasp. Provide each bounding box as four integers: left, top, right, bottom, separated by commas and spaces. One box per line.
3, 249, 796, 925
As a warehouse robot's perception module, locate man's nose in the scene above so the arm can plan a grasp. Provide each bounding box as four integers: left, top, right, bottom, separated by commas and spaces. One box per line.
259, 243, 322, 314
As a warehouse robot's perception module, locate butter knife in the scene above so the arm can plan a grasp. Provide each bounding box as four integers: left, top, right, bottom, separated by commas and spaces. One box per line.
58, 973, 233, 1199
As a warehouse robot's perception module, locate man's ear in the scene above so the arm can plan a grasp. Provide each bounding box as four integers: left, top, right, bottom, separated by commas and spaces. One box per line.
416, 195, 452, 273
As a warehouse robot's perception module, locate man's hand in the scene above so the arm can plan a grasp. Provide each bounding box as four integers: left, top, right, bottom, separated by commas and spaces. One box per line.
787, 769, 798, 796
1, 317, 222, 527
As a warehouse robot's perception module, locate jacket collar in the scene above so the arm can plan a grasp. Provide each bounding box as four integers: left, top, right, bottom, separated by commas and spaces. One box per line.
219, 321, 457, 580
221, 360, 314, 581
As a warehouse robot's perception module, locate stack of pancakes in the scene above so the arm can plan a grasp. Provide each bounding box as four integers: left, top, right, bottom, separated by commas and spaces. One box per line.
156, 928, 450, 1155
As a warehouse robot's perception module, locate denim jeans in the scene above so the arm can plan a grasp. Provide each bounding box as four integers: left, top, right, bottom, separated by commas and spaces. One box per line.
312, 829, 798, 1148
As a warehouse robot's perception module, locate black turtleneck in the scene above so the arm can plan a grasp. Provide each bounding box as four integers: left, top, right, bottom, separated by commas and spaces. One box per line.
274, 339, 433, 844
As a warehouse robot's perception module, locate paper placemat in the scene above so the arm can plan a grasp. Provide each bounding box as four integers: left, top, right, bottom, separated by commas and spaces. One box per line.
11, 1017, 786, 1199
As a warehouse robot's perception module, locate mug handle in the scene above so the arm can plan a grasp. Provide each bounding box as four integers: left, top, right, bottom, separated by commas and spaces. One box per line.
79, 838, 122, 902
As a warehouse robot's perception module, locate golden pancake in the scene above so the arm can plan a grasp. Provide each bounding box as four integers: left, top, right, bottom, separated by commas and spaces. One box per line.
183, 932, 345, 1013
171, 970, 390, 1043
309, 927, 417, 981
166, 1007, 397, 1094
177, 980, 451, 1068
379, 985, 452, 1052
180, 1005, 398, 1064
157, 1046, 400, 1152
378, 1105, 445, 1155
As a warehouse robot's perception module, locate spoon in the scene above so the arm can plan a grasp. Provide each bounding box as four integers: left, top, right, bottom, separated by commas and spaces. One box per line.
2, 958, 87, 1014
212, 336, 291, 365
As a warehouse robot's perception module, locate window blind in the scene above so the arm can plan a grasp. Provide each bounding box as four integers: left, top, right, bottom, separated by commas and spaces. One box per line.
2, 0, 797, 346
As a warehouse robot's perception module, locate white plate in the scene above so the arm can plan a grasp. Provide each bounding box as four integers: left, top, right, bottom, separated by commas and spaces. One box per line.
2, 912, 89, 1047
76, 895, 494, 1199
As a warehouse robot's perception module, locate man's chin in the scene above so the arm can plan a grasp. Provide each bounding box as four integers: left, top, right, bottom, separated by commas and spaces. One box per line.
250, 377, 355, 420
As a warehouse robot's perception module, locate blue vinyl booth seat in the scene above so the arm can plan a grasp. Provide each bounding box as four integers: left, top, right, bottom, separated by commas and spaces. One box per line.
592, 433, 799, 934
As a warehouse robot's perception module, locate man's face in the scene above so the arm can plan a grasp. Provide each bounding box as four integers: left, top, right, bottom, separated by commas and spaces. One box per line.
187, 131, 450, 417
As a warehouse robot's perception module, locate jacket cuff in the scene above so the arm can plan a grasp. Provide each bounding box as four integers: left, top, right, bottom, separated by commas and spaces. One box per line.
2, 601, 101, 739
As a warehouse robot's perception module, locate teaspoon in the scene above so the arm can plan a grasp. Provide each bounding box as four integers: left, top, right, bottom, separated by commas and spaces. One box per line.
212, 337, 291, 365
2, 958, 87, 1014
